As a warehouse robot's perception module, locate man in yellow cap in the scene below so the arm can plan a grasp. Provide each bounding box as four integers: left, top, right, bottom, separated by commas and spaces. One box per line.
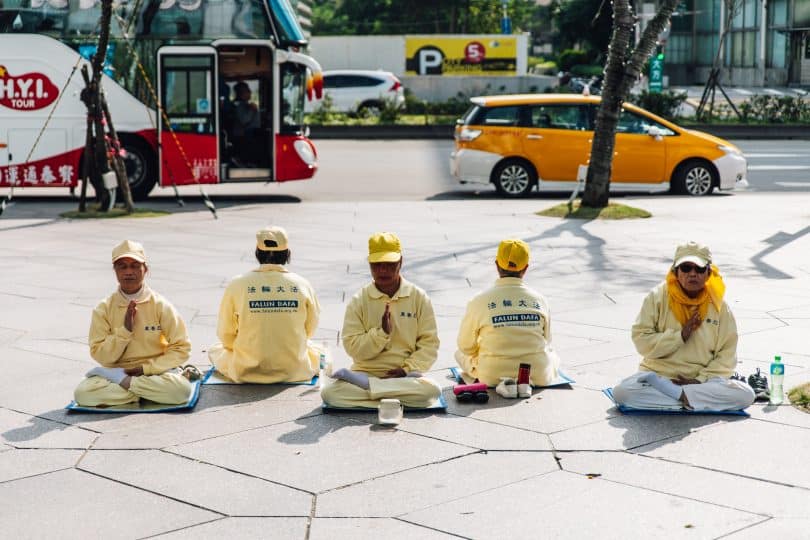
455, 239, 560, 398
612, 241, 754, 411
208, 226, 322, 383
321, 232, 441, 408
73, 240, 194, 406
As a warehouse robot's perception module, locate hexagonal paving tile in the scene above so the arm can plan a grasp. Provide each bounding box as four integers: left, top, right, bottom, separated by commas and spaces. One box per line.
402, 470, 764, 539
80, 449, 313, 516
169, 414, 472, 493
0, 469, 217, 539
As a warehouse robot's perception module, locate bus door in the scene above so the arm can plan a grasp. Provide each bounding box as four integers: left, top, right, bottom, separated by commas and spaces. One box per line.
157, 46, 219, 187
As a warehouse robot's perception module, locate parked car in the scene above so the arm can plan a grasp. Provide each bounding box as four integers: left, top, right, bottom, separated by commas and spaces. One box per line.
450, 94, 748, 198
305, 69, 405, 114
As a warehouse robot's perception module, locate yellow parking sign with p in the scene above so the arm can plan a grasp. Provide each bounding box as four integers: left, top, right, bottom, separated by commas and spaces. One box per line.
405, 36, 518, 76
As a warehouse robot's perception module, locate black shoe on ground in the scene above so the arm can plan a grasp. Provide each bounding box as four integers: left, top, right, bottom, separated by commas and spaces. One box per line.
730, 372, 746, 383
747, 368, 770, 402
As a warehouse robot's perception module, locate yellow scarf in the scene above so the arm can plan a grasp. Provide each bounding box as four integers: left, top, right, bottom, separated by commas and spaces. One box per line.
666, 265, 725, 326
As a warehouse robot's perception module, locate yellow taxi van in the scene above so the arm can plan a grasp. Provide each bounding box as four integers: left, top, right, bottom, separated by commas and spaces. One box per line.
450, 94, 747, 197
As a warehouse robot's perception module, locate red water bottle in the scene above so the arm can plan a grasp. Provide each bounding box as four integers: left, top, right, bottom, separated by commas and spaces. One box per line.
517, 363, 531, 385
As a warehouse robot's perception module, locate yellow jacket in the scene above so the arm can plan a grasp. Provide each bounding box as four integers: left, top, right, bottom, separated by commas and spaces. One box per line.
457, 277, 559, 385
89, 288, 190, 375
632, 282, 738, 382
215, 264, 320, 383
342, 278, 439, 377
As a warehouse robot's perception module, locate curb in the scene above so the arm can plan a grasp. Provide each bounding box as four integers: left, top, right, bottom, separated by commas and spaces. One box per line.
308, 124, 809, 140
309, 125, 454, 139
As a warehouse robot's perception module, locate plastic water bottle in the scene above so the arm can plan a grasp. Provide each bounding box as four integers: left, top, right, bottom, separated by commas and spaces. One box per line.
770, 355, 784, 405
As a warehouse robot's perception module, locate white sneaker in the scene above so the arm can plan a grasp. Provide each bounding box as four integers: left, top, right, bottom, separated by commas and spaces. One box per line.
496, 377, 518, 399
517, 383, 532, 398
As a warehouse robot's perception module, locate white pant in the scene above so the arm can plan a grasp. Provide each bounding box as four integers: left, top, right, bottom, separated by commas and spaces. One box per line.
613, 372, 755, 411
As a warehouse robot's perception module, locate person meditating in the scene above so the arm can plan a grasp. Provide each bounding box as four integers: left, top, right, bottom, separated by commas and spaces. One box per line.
208, 226, 322, 383
73, 240, 194, 407
321, 232, 441, 408
612, 241, 755, 411
454, 239, 560, 399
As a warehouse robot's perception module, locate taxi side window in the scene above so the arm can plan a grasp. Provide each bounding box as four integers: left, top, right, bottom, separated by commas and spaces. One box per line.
480, 106, 520, 126
618, 109, 676, 135
529, 105, 587, 130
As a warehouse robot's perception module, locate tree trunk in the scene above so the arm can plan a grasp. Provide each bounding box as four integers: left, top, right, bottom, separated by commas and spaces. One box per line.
581, 0, 681, 208
77, 0, 134, 213
79, 65, 110, 211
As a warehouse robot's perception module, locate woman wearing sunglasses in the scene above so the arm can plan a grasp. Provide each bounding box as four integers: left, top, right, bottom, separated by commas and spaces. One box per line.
612, 242, 755, 411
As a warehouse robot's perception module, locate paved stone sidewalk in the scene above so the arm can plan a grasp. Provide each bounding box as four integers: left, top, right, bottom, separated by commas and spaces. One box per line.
2, 192, 810, 539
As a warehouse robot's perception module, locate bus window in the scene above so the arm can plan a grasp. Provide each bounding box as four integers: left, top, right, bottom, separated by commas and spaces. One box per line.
162, 55, 214, 134
280, 63, 305, 132
137, 0, 270, 38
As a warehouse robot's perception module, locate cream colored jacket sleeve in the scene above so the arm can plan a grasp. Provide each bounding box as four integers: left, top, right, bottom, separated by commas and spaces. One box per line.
141, 300, 191, 375
304, 282, 320, 339
402, 295, 439, 373
216, 282, 239, 350
631, 288, 684, 360
89, 302, 133, 366
456, 299, 480, 357
342, 294, 391, 362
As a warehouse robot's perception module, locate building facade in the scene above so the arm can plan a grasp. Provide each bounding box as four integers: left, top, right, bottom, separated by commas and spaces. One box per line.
658, 0, 810, 86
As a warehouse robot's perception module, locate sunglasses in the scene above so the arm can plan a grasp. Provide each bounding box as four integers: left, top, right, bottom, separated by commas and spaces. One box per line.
677, 263, 709, 274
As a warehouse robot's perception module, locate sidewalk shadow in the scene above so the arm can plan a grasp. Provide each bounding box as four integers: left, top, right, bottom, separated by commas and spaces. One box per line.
751, 226, 810, 279
407, 214, 607, 278
3, 382, 314, 445
606, 408, 749, 451
276, 410, 364, 445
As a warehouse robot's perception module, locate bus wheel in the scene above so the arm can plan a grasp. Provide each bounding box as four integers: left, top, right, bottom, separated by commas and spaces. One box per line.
120, 135, 157, 201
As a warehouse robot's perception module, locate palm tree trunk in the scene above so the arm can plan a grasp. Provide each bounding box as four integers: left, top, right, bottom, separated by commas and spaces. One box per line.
582, 0, 681, 208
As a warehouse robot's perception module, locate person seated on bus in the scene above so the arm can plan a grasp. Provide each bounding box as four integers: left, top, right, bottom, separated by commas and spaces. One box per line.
208, 226, 323, 383
229, 81, 261, 166
612, 241, 755, 411
74, 240, 196, 407
321, 232, 442, 409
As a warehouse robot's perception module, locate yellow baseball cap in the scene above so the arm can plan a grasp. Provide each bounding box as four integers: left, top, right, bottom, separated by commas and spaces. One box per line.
673, 241, 711, 268
496, 239, 530, 271
112, 240, 146, 263
368, 232, 402, 263
256, 226, 289, 251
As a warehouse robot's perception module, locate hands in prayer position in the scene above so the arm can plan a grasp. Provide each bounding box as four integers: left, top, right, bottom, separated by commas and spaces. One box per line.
680, 310, 701, 342
124, 300, 137, 332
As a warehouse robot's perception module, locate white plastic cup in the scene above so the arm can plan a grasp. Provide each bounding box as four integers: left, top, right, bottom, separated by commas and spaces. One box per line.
378, 398, 403, 425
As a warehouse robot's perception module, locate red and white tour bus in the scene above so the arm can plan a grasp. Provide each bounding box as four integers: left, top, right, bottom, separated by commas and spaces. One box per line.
0, 0, 322, 199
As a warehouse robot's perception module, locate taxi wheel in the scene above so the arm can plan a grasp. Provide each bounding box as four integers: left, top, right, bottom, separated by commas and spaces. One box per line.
493, 159, 536, 198
673, 159, 716, 197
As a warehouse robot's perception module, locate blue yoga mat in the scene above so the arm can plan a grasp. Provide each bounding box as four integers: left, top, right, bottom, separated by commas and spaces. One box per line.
322, 393, 448, 412
65, 379, 202, 414
602, 387, 750, 416
202, 367, 319, 386
449, 367, 575, 388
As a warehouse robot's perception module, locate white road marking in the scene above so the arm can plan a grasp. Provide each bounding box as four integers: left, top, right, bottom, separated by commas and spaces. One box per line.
748, 165, 810, 170
745, 153, 810, 158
